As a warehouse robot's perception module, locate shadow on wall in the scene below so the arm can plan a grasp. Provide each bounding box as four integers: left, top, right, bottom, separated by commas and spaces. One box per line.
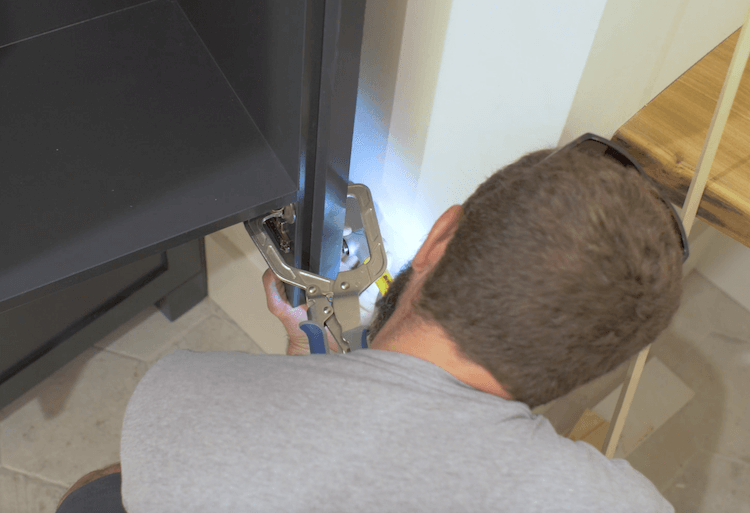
350, 0, 454, 273
350, 0, 409, 181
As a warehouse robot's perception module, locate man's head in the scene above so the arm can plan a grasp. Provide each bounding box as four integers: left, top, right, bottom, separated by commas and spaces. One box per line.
369, 146, 683, 409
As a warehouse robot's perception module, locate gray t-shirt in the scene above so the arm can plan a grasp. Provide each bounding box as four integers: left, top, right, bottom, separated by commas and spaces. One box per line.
120, 349, 673, 512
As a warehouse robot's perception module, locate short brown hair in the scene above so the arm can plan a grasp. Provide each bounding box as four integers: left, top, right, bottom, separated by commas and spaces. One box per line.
415, 147, 683, 408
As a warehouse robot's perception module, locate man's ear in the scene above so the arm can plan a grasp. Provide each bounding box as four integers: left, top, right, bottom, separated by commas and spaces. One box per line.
413, 205, 463, 274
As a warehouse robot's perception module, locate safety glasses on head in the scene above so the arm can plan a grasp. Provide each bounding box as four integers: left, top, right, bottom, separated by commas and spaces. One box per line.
542, 133, 689, 263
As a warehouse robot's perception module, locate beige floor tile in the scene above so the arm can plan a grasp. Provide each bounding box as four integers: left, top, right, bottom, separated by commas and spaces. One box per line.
95, 298, 214, 364
693, 332, 750, 410
0, 467, 67, 513
651, 273, 750, 452
627, 276, 750, 492
662, 331, 750, 462
670, 272, 750, 346
171, 314, 265, 354
652, 327, 720, 393
714, 420, 750, 466
625, 376, 718, 492
593, 357, 694, 459
627, 330, 720, 491
0, 348, 147, 487
662, 451, 750, 513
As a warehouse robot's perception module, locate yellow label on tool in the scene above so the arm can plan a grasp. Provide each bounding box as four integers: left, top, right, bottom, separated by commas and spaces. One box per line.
375, 271, 393, 296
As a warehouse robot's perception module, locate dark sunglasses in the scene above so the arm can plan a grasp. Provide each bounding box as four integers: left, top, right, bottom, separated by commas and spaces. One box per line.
542, 133, 689, 262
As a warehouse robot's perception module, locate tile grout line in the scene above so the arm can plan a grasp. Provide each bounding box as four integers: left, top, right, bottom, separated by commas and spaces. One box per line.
1, 462, 70, 489
99, 346, 149, 365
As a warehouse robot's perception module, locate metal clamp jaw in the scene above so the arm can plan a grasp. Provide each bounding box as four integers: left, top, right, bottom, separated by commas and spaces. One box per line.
245, 184, 387, 354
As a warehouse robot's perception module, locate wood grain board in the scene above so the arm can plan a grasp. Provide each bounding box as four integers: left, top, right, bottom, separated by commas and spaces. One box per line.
614, 28, 750, 248
566, 409, 609, 452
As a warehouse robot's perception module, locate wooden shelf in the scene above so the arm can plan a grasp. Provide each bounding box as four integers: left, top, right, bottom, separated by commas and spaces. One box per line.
614, 28, 750, 248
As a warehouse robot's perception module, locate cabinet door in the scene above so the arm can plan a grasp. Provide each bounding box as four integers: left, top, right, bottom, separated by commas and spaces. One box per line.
0, 0, 365, 311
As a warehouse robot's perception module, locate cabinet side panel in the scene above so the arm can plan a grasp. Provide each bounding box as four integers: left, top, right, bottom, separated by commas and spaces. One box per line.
176, 0, 308, 184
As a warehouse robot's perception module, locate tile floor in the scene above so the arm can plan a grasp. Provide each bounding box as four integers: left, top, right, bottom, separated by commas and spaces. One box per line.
0, 271, 749, 512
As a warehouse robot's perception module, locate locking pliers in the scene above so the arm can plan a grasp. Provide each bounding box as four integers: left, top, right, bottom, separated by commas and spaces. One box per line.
245, 184, 387, 354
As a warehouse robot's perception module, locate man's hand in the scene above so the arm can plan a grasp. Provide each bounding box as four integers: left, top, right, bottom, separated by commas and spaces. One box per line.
262, 268, 338, 355
58, 462, 121, 508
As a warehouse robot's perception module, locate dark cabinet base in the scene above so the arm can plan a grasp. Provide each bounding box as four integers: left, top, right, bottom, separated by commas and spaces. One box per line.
0, 239, 206, 411
156, 271, 208, 322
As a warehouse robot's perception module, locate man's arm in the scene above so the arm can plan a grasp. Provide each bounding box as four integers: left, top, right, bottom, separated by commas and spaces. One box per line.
262, 268, 338, 355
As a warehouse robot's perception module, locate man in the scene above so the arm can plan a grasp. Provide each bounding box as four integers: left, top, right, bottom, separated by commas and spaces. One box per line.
58, 137, 683, 511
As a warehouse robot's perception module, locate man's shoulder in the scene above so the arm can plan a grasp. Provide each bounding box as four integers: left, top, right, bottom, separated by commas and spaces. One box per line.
123, 350, 672, 512
517, 426, 673, 511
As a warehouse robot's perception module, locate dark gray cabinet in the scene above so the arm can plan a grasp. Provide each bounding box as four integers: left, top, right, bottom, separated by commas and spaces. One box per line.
0, 0, 365, 410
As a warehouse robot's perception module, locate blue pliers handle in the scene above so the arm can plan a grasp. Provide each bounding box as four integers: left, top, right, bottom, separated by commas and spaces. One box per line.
299, 322, 328, 354
300, 321, 369, 354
